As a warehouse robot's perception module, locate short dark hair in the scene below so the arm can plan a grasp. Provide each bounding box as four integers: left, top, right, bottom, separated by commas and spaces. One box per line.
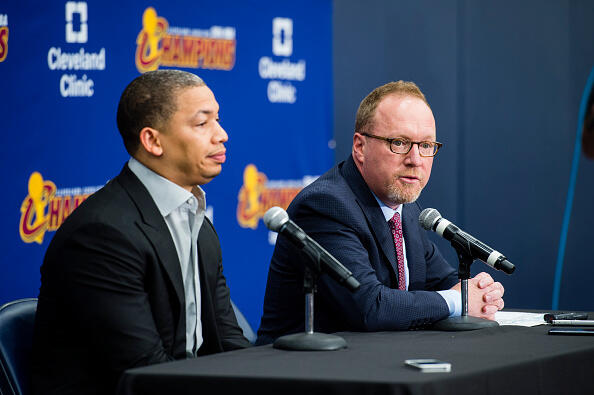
355, 81, 430, 134
116, 70, 205, 155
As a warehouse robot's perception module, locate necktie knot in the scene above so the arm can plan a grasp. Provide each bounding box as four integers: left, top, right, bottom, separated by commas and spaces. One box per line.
389, 212, 400, 226
389, 212, 403, 238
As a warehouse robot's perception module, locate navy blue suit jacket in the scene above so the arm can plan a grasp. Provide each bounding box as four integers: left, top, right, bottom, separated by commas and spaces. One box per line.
257, 156, 458, 344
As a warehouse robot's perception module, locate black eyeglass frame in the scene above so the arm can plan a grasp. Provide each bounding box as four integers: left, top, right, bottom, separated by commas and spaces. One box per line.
360, 132, 443, 157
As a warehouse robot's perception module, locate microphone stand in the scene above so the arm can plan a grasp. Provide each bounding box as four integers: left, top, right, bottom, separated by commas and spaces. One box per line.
432, 233, 499, 331
273, 249, 347, 351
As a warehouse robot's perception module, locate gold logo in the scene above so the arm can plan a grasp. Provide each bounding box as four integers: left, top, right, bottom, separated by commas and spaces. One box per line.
135, 7, 167, 73
0, 26, 8, 62
19, 172, 55, 244
19, 172, 97, 244
135, 7, 236, 73
237, 164, 303, 229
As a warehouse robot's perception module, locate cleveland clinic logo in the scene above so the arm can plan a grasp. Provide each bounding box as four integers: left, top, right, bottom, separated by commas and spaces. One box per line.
272, 18, 292, 56
258, 18, 306, 104
46, 2, 106, 98
65, 2, 87, 43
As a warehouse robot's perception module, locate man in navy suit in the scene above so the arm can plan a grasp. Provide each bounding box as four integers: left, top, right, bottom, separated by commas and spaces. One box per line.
32, 70, 250, 395
257, 81, 505, 344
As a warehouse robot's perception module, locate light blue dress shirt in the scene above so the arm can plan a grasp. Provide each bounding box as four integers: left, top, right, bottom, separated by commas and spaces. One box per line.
128, 157, 206, 356
373, 195, 461, 317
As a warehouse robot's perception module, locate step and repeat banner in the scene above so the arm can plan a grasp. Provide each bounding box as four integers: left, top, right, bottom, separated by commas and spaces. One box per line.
0, 0, 333, 330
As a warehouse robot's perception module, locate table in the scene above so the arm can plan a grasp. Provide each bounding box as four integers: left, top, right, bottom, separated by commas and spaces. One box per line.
117, 324, 594, 395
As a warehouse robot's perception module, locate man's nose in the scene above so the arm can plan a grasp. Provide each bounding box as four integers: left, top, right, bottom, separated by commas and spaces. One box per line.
214, 122, 228, 143
404, 143, 423, 166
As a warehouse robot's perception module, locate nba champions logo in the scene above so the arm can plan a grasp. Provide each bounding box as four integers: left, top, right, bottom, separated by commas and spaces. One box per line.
237, 164, 311, 229
0, 13, 8, 62
135, 7, 236, 73
19, 172, 99, 244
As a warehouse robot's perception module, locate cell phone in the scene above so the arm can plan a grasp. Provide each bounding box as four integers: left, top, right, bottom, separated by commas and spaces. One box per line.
548, 328, 594, 336
544, 312, 588, 322
404, 359, 451, 372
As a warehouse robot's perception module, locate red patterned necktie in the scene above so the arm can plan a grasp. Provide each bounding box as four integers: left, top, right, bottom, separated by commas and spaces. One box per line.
388, 212, 406, 290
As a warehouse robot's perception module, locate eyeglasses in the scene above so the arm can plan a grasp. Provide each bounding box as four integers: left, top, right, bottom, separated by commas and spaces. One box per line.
360, 133, 443, 157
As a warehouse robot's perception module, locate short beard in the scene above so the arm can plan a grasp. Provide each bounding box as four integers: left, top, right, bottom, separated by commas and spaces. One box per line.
385, 180, 423, 206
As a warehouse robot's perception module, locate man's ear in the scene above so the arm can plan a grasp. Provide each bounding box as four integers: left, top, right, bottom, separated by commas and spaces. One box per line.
138, 127, 164, 157
352, 132, 365, 165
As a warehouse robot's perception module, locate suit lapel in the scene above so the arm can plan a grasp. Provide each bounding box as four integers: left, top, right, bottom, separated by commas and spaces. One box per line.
196, 218, 223, 355
341, 157, 399, 280
115, 164, 185, 306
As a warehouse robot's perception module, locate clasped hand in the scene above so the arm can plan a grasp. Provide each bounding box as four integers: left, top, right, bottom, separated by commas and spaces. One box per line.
450, 272, 505, 320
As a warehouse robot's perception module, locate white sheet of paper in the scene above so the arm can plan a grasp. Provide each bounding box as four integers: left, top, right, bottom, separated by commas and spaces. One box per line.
494, 311, 546, 327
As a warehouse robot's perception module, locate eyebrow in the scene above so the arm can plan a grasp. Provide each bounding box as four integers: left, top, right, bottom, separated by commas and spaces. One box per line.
391, 135, 436, 141
195, 110, 213, 116
191, 109, 218, 120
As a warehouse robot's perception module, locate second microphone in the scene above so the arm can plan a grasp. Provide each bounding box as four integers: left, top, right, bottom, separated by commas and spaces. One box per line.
263, 206, 361, 292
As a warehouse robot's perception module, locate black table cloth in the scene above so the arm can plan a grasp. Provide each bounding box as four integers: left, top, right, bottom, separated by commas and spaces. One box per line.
117, 324, 594, 395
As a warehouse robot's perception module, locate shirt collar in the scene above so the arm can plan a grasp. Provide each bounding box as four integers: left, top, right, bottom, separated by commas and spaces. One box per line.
128, 157, 206, 217
372, 193, 403, 222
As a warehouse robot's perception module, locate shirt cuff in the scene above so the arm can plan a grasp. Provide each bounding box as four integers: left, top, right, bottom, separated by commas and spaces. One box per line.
437, 290, 462, 317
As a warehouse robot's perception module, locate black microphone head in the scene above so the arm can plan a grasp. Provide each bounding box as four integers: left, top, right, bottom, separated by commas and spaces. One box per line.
419, 208, 441, 231
501, 259, 516, 275
344, 275, 361, 292
263, 206, 289, 232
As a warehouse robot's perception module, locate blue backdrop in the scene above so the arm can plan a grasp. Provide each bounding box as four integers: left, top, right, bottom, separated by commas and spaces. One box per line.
0, 0, 333, 331
2, 0, 594, 334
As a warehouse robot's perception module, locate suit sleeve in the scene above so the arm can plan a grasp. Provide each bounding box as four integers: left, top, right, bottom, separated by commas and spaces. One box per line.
294, 197, 453, 331
421, 230, 459, 291
56, 222, 174, 373
201, 220, 251, 351
212, 261, 252, 350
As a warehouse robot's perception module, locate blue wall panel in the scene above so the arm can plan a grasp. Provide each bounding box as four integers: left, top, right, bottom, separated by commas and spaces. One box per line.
334, 0, 594, 311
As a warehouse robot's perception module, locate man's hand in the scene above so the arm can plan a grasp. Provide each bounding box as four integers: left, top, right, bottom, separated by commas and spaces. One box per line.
450, 272, 504, 320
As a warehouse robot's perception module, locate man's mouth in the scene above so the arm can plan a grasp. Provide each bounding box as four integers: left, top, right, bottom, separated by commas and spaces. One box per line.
398, 175, 421, 184
209, 150, 226, 163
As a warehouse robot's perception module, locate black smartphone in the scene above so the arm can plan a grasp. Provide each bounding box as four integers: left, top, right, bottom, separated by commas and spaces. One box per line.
404, 359, 451, 372
548, 328, 594, 336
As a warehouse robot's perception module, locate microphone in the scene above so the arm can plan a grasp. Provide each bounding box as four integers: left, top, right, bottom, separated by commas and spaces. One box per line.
263, 207, 361, 292
419, 208, 515, 274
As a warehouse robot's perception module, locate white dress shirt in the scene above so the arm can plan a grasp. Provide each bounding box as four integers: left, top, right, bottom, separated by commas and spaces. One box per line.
373, 195, 461, 317
128, 157, 206, 356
